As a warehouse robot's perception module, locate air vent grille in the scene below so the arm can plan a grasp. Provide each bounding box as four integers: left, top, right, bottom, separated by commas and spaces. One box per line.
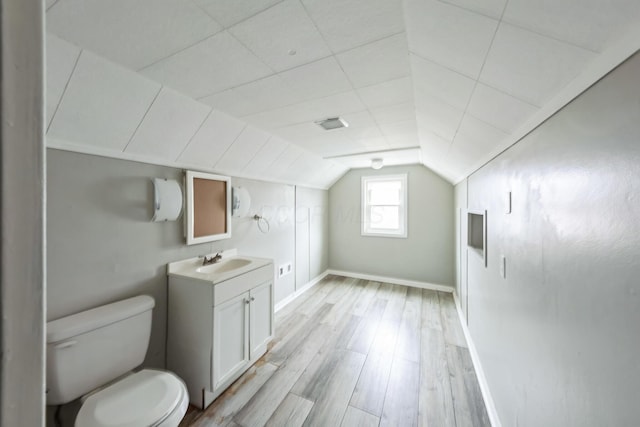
315, 117, 348, 130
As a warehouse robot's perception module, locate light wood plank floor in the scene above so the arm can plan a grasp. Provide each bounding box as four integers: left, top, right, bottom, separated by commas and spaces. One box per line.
180, 275, 490, 427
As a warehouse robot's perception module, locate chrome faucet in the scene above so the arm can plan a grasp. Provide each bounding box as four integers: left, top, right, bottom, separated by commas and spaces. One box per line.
202, 252, 223, 265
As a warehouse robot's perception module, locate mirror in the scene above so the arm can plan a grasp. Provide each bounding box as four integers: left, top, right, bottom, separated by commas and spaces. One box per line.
185, 171, 231, 245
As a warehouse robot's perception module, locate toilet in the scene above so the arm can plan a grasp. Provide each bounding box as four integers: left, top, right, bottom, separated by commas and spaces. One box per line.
46, 295, 189, 427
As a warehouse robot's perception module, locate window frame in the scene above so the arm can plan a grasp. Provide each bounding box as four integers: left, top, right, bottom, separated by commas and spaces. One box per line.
361, 173, 408, 238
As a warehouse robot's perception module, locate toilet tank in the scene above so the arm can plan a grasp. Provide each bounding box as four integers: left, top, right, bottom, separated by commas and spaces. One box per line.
46, 295, 155, 405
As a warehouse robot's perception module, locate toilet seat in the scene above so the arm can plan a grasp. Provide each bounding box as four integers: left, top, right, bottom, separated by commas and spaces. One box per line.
75, 369, 188, 427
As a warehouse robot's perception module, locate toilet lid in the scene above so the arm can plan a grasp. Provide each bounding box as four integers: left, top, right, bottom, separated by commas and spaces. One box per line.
76, 369, 186, 427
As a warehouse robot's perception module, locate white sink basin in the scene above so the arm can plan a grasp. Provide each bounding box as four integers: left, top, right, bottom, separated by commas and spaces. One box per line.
196, 258, 252, 274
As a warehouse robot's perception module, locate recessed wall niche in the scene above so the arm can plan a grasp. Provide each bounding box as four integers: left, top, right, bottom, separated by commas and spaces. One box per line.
468, 210, 487, 267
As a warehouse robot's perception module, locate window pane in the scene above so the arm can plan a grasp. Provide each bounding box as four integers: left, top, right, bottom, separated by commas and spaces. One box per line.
368, 180, 401, 205
370, 206, 400, 230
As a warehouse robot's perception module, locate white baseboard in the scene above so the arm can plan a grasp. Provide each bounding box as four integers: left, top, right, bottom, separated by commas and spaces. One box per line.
452, 292, 502, 427
326, 269, 454, 293
274, 270, 329, 313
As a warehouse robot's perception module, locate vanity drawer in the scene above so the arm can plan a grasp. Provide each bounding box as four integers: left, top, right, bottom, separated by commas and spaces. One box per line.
214, 264, 273, 305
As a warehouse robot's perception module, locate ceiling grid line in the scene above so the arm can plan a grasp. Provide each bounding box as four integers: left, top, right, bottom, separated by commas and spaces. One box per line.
46, 47, 82, 133
135, 30, 226, 73
173, 107, 214, 162
211, 123, 249, 169
300, 0, 394, 151
445, 0, 510, 156
121, 86, 163, 152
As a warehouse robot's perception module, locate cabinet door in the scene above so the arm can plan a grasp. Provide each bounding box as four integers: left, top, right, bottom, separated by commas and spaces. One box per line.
249, 281, 273, 360
213, 292, 249, 390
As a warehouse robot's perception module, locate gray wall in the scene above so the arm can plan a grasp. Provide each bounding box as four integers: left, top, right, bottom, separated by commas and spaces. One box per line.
295, 187, 329, 289
329, 164, 454, 286
454, 179, 468, 320
47, 149, 328, 371
1, 0, 45, 424
459, 52, 640, 426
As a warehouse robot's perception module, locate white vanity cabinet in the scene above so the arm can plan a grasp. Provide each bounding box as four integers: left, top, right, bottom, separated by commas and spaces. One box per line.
212, 281, 272, 390
167, 256, 273, 409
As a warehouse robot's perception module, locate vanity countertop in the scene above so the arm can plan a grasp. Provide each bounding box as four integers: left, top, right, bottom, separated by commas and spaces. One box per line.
167, 249, 272, 284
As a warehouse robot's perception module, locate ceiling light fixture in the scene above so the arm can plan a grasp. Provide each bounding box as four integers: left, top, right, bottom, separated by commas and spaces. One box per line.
315, 117, 349, 131
371, 158, 383, 170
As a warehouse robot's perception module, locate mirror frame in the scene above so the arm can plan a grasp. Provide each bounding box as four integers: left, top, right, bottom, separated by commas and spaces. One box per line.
185, 170, 232, 245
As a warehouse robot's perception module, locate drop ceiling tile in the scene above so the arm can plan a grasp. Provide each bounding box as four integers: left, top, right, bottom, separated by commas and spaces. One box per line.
410, 54, 475, 110
467, 83, 539, 133
46, 0, 222, 70
278, 57, 353, 101
356, 77, 414, 109
273, 122, 327, 142
243, 91, 365, 130
273, 111, 379, 152
243, 136, 290, 174
450, 113, 508, 162
380, 123, 418, 149
503, 0, 640, 53
440, 0, 506, 20
302, 160, 336, 187
479, 23, 595, 107
405, 0, 498, 78
194, 0, 282, 28
356, 136, 392, 151
386, 132, 420, 148
301, 135, 369, 157
336, 33, 410, 88
264, 144, 304, 177
178, 110, 246, 167
415, 92, 464, 140
141, 31, 273, 99
125, 88, 211, 161
48, 50, 161, 152
419, 129, 452, 157
215, 126, 271, 172
301, 0, 405, 52
229, 0, 331, 72
281, 152, 319, 179
46, 34, 80, 129
199, 75, 299, 117
336, 110, 383, 139
370, 102, 415, 124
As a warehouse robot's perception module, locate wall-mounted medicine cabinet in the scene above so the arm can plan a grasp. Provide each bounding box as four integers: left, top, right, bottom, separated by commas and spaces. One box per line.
468, 210, 487, 266
185, 171, 231, 245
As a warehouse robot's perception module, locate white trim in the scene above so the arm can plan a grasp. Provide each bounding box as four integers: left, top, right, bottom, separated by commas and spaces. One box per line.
326, 269, 453, 293
453, 29, 640, 185
274, 270, 329, 312
452, 292, 502, 427
361, 174, 408, 238
185, 170, 232, 245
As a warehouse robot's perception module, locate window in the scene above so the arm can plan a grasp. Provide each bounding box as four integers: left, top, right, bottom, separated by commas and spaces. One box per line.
361, 174, 407, 238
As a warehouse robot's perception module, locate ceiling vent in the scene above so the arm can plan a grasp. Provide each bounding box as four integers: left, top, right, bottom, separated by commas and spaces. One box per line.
315, 117, 349, 130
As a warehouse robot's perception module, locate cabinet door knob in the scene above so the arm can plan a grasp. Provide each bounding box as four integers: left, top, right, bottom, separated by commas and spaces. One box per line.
250, 297, 255, 301
244, 299, 250, 304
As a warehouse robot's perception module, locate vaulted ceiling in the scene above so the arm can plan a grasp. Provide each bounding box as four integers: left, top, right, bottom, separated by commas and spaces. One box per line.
45, 0, 640, 188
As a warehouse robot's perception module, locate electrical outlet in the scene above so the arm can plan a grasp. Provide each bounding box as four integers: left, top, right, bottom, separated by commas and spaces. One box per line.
278, 262, 293, 278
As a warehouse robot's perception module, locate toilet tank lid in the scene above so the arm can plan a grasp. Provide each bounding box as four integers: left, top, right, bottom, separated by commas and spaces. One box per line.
47, 296, 155, 343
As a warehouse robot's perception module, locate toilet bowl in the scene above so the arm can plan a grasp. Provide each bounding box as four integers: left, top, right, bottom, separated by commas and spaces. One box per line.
75, 369, 188, 427
46, 296, 189, 427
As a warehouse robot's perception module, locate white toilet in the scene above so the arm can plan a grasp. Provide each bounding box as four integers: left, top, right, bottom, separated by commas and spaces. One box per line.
46, 295, 189, 427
